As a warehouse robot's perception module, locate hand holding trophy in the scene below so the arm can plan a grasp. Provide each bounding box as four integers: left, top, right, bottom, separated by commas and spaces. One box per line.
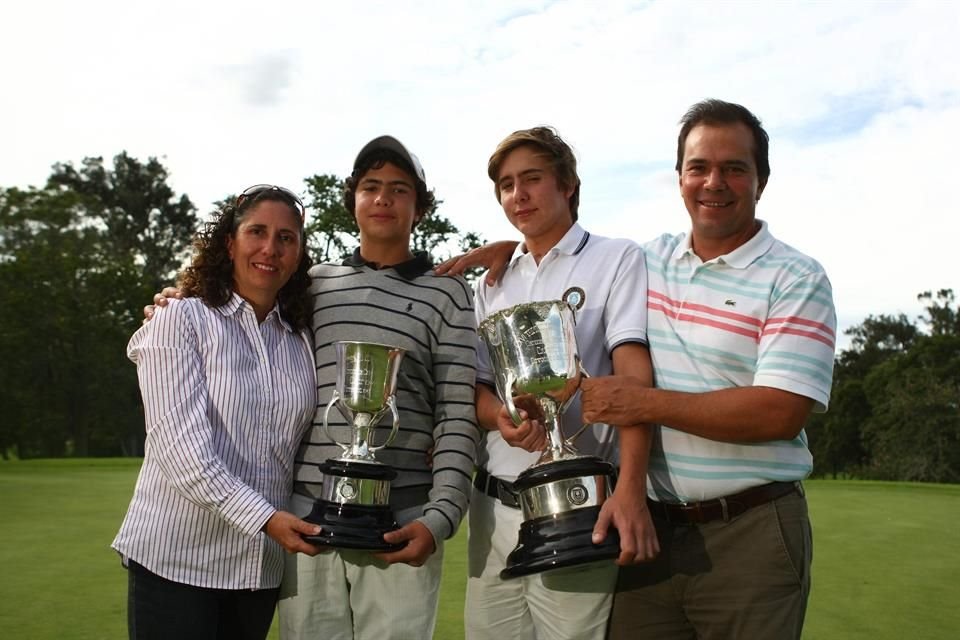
479, 300, 620, 578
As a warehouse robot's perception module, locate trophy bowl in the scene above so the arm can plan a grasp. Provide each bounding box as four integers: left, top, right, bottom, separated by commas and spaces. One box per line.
303, 341, 407, 550
479, 300, 621, 577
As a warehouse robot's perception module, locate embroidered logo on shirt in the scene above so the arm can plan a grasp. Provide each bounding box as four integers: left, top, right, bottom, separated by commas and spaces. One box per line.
406, 302, 414, 312
562, 286, 586, 311
724, 299, 736, 307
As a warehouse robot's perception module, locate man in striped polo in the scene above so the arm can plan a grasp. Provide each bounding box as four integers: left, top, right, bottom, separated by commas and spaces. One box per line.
581, 99, 837, 639
277, 136, 479, 639
464, 126, 659, 640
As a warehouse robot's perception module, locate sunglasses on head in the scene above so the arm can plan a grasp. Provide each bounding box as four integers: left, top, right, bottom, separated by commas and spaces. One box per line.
236, 184, 305, 220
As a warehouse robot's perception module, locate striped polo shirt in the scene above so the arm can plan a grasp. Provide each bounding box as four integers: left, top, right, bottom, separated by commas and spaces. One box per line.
644, 220, 836, 502
113, 295, 316, 590
474, 223, 648, 481
292, 252, 479, 543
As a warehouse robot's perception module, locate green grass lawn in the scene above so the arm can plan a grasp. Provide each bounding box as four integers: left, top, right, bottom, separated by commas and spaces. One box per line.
1, 459, 958, 639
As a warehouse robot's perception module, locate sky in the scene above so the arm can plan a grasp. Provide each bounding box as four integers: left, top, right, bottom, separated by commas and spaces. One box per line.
3, 0, 959, 350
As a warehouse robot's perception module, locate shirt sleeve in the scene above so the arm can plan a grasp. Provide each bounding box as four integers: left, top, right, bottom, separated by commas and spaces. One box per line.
416, 276, 480, 542
473, 280, 496, 386
603, 240, 649, 350
754, 269, 837, 412
130, 301, 276, 537
127, 322, 148, 364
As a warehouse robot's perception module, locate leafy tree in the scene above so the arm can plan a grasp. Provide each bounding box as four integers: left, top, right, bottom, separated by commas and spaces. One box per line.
808, 313, 918, 477
0, 186, 116, 456
1, 187, 83, 456
47, 152, 197, 293
810, 290, 960, 482
303, 174, 356, 264
918, 289, 960, 337
0, 154, 198, 458
806, 378, 870, 478
1, 159, 487, 460
861, 333, 960, 482
841, 313, 920, 375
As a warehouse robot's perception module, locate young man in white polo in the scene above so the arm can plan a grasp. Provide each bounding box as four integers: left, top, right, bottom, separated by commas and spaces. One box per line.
465, 126, 659, 640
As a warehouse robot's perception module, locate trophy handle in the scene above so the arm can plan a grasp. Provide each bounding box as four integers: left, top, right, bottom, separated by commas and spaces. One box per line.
368, 396, 401, 453
502, 370, 524, 426
564, 364, 593, 446
323, 390, 353, 455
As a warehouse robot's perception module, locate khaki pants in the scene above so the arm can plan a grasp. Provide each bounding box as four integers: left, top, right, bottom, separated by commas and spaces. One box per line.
278, 493, 444, 640
465, 487, 617, 640
608, 489, 812, 640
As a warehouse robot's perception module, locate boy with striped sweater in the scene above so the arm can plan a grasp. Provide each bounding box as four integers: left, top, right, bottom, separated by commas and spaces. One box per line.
278, 136, 479, 639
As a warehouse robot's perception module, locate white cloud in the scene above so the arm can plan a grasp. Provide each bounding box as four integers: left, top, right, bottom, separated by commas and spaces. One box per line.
3, 0, 959, 349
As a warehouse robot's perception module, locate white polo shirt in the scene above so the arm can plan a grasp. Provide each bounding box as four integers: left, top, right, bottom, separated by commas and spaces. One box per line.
475, 223, 648, 481
644, 220, 837, 502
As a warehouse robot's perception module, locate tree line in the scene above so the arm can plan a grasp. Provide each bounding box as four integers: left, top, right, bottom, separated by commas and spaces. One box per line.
0, 153, 480, 458
1, 153, 957, 484
806, 289, 960, 484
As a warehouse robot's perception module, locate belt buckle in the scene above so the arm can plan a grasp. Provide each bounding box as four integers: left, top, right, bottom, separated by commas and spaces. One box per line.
497, 480, 520, 509
662, 500, 692, 525
687, 501, 702, 523
674, 498, 717, 525
689, 497, 729, 523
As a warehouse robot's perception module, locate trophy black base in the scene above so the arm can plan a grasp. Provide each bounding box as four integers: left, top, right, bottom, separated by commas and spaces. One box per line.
500, 506, 621, 578
302, 501, 405, 551
501, 457, 620, 579
302, 460, 405, 551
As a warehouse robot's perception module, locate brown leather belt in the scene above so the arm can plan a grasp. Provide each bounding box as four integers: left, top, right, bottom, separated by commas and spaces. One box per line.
473, 468, 521, 509
649, 481, 801, 525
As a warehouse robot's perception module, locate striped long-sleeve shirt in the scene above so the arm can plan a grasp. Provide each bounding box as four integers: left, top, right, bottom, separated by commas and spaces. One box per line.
293, 252, 479, 543
644, 220, 837, 503
112, 294, 316, 590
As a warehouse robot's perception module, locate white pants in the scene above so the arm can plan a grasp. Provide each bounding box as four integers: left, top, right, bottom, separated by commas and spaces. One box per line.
464, 487, 617, 640
278, 493, 444, 640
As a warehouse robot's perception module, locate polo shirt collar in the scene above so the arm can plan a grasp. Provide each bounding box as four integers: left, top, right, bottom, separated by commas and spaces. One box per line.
511, 223, 590, 265
670, 219, 773, 269
343, 248, 433, 280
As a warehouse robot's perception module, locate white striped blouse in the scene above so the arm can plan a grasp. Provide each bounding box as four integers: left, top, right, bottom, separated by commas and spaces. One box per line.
112, 294, 316, 590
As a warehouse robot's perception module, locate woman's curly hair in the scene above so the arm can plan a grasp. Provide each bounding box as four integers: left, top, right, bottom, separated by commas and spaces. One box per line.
177, 190, 312, 331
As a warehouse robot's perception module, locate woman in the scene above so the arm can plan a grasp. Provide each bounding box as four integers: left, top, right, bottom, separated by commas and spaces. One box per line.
113, 185, 321, 640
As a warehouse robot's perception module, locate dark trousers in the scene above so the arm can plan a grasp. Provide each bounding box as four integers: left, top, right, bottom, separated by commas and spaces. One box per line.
608, 489, 812, 640
126, 560, 279, 640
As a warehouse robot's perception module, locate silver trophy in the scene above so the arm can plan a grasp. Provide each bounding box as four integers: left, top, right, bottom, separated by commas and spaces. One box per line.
481, 300, 593, 465
304, 341, 407, 550
479, 300, 620, 577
